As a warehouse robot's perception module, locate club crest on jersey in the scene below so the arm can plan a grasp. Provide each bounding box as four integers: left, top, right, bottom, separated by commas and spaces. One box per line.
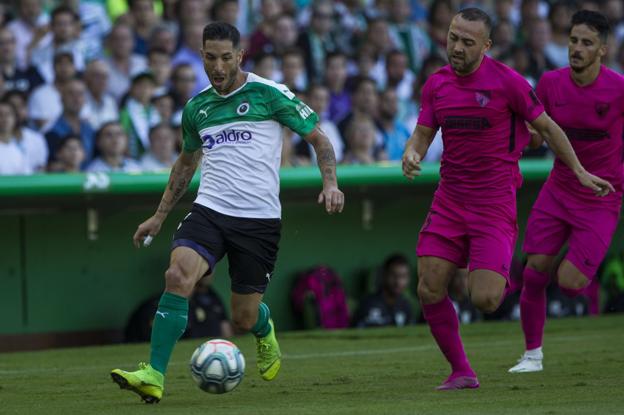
237, 102, 250, 115
475, 90, 491, 107
595, 102, 609, 118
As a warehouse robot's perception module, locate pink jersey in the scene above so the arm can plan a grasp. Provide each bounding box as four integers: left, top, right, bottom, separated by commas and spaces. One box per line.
418, 56, 544, 201
536, 66, 624, 208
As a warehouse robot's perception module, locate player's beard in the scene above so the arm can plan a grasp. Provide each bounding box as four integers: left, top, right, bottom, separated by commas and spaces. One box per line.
449, 53, 479, 75
210, 66, 240, 95
569, 50, 600, 73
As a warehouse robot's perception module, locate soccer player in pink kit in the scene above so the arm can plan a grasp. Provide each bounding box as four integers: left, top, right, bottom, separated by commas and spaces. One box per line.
402, 8, 614, 390
509, 10, 624, 374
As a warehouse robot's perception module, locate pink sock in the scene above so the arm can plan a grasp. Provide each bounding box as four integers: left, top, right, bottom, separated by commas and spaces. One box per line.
520, 268, 550, 350
584, 279, 600, 316
422, 296, 475, 377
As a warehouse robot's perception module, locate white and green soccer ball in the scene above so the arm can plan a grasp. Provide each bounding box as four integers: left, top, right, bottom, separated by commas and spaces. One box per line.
190, 339, 245, 394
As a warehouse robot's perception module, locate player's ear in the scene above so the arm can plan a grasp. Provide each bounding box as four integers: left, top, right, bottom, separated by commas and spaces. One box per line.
237, 49, 245, 65
483, 38, 492, 52
598, 42, 607, 59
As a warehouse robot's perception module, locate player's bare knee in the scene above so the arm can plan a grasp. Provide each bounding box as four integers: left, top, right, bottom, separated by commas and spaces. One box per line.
164, 264, 194, 296
526, 256, 552, 274
417, 278, 447, 304
558, 274, 589, 291
471, 291, 499, 314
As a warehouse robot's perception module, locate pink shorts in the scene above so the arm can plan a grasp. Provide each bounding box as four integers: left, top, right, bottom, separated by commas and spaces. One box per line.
416, 192, 518, 281
523, 182, 621, 279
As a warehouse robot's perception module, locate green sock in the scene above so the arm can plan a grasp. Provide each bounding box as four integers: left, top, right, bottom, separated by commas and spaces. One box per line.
149, 292, 189, 375
251, 302, 271, 338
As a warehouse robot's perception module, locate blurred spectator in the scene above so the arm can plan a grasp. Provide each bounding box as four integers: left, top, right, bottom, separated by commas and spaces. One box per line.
338, 76, 382, 150
342, 116, 384, 165
0, 27, 44, 94
387, 0, 431, 74
4, 90, 47, 172
120, 72, 160, 158
60, 0, 111, 60
27, 51, 77, 131
493, 0, 519, 26
147, 23, 178, 56
358, 18, 395, 85
0, 100, 30, 175
352, 253, 414, 328
172, 20, 210, 94
252, 52, 279, 80
545, 1, 574, 68
246, 0, 283, 62
427, 0, 454, 59
490, 19, 516, 60
268, 13, 299, 59
604, 0, 624, 42
524, 18, 556, 82
334, 0, 369, 56
128, 0, 160, 55
175, 0, 212, 27
7, 0, 49, 70
324, 52, 351, 124
148, 48, 173, 95
381, 49, 415, 120
297, 0, 340, 83
212, 0, 240, 28
280, 49, 307, 91
45, 78, 96, 162
83, 59, 119, 130
152, 92, 175, 125
378, 88, 410, 162
170, 63, 197, 119
29, 6, 88, 83
48, 135, 85, 172
140, 123, 178, 171
505, 44, 537, 87
404, 55, 445, 161
87, 121, 141, 172
104, 22, 148, 102
295, 84, 344, 163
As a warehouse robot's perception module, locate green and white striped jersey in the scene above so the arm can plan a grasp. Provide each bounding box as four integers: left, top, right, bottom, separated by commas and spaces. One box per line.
181, 73, 319, 218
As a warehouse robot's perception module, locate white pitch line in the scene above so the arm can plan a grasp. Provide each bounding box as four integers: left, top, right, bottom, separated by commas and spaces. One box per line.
0, 331, 615, 376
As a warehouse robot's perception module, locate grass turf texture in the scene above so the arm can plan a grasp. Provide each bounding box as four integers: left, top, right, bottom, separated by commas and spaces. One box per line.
1, 314, 622, 415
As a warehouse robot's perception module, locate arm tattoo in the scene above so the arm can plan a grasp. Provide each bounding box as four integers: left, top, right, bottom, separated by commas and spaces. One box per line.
315, 140, 337, 184
156, 156, 197, 216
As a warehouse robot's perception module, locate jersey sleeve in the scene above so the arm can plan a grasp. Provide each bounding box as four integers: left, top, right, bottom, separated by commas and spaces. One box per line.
507, 72, 545, 122
181, 102, 202, 153
416, 78, 439, 130
270, 84, 319, 136
534, 75, 550, 113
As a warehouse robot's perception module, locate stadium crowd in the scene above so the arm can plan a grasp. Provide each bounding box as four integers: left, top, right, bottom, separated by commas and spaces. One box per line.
0, 0, 622, 175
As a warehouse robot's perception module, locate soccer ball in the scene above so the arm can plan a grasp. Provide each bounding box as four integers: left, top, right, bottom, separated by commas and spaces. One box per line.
189, 339, 245, 394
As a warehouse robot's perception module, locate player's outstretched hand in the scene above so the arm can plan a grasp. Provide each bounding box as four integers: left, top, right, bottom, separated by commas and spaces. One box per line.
402, 148, 422, 180
318, 186, 344, 214
133, 215, 164, 248
577, 171, 615, 197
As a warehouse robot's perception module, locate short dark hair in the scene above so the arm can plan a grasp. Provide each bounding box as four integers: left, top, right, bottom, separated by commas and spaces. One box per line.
202, 22, 240, 48
571, 10, 610, 42
457, 7, 492, 38
51, 5, 79, 22
382, 254, 410, 276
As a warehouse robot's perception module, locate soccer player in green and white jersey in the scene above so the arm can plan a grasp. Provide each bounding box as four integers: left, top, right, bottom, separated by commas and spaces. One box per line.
111, 22, 345, 404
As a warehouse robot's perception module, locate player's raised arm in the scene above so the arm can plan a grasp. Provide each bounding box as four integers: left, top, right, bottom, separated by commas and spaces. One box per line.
529, 113, 614, 196
132, 150, 202, 247
303, 125, 345, 214
402, 124, 436, 180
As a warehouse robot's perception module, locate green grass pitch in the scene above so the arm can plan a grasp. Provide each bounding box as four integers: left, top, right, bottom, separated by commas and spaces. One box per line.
1, 314, 623, 415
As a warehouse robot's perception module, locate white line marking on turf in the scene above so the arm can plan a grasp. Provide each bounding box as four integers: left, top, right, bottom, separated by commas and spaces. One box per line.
0, 332, 613, 376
